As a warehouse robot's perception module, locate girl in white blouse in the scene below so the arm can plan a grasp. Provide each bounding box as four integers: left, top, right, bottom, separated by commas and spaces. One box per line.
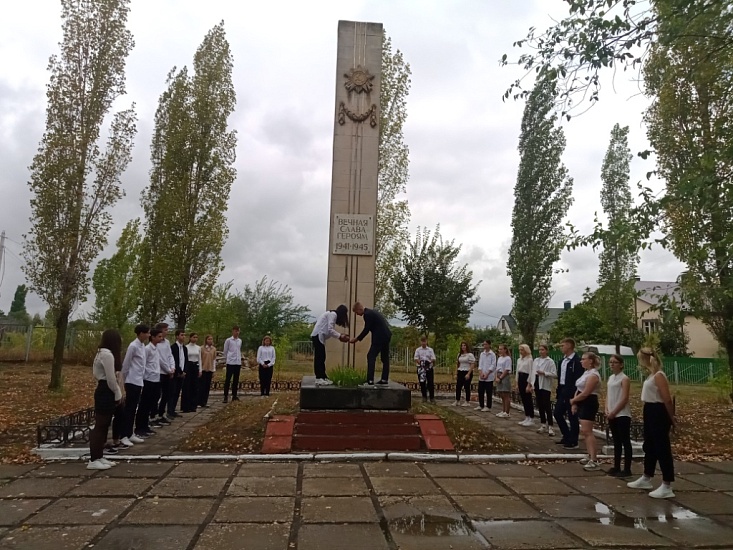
533, 344, 557, 436
495, 344, 513, 418
606, 354, 632, 477
570, 352, 602, 470
88, 329, 123, 470
516, 344, 536, 427
257, 335, 276, 397
452, 341, 475, 407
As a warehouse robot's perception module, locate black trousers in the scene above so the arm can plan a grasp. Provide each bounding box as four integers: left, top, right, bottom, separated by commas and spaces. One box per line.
168, 374, 184, 414
181, 363, 199, 412
553, 388, 579, 444
610, 415, 632, 471
311, 336, 327, 379
198, 371, 214, 406
536, 389, 553, 426
224, 364, 241, 398
112, 403, 124, 441
90, 411, 112, 461
135, 380, 159, 434
122, 383, 142, 438
518, 372, 534, 418
478, 380, 493, 408
367, 338, 390, 383
456, 370, 472, 401
259, 366, 274, 395
418, 367, 434, 399
643, 402, 675, 482
157, 374, 171, 418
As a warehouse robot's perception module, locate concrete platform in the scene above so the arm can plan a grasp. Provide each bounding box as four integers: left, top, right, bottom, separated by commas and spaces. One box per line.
300, 376, 411, 410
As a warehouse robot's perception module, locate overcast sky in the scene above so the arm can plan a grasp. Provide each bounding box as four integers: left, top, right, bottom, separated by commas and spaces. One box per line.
0, 0, 683, 326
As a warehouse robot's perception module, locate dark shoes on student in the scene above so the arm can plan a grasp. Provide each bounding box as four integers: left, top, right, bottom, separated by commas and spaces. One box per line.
376, 379, 389, 385
607, 467, 633, 477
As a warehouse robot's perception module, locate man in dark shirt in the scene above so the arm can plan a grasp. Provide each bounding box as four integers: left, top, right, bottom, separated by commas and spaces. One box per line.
350, 302, 392, 386
554, 337, 583, 449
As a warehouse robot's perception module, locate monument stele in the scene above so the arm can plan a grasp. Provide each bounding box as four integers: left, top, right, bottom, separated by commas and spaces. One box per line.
325, 20, 382, 369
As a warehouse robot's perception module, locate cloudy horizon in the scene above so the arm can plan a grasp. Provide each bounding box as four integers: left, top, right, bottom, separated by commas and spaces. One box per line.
0, 0, 684, 328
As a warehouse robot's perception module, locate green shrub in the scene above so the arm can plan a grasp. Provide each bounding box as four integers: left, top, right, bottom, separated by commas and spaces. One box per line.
328, 367, 368, 387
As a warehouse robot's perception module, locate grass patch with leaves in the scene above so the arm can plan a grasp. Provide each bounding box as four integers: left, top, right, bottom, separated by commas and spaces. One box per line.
327, 367, 368, 387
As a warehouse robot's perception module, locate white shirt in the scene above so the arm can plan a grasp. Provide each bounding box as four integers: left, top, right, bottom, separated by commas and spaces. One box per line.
311, 311, 342, 344
158, 341, 175, 374
186, 343, 201, 372
575, 368, 601, 395
93, 348, 123, 401
414, 346, 436, 365
478, 350, 497, 381
223, 336, 242, 365
144, 343, 161, 382
457, 353, 475, 371
497, 356, 512, 377
641, 371, 667, 403
607, 372, 631, 417
516, 356, 535, 387
121, 338, 146, 387
533, 357, 556, 392
257, 345, 276, 367
559, 352, 575, 385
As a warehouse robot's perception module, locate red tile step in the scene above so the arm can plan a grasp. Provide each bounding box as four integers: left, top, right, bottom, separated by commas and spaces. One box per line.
296, 411, 415, 425
416, 414, 455, 451
296, 423, 419, 436
292, 434, 422, 452
261, 415, 294, 453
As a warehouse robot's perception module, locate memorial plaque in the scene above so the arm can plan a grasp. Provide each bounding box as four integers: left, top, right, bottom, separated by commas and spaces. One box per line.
332, 213, 374, 255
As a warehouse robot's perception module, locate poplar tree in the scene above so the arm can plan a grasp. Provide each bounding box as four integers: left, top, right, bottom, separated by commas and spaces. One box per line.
140, 22, 237, 328
92, 219, 142, 330
23, 0, 136, 389
507, 80, 573, 347
595, 124, 638, 353
375, 33, 411, 318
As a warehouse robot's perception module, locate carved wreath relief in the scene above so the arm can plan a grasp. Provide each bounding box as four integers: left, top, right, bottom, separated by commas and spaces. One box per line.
338, 65, 377, 128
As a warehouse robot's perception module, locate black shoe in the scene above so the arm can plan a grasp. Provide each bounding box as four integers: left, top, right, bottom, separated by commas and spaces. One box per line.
619, 469, 633, 477
151, 422, 163, 429
232, 396, 240, 401
143, 430, 156, 436
169, 412, 180, 418
103, 445, 118, 455
223, 397, 228, 403
606, 467, 620, 476
563, 443, 579, 449
376, 379, 388, 385
135, 432, 150, 439
158, 417, 171, 425
556, 440, 569, 445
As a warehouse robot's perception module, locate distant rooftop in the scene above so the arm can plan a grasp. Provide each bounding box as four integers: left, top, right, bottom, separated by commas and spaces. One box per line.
635, 280, 682, 306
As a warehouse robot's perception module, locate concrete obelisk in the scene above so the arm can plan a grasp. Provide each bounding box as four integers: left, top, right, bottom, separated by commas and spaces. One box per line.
325, 20, 382, 369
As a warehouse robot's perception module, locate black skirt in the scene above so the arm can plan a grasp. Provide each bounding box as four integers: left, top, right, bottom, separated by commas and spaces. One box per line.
94, 380, 117, 415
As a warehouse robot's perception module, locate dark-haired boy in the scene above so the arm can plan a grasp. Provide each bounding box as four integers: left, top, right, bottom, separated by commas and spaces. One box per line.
120, 324, 149, 447
168, 329, 188, 416
154, 323, 174, 425
135, 328, 163, 438
222, 326, 243, 402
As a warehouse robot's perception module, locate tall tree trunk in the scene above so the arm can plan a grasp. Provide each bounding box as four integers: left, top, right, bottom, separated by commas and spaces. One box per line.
726, 339, 733, 406
176, 302, 188, 331
50, 305, 70, 390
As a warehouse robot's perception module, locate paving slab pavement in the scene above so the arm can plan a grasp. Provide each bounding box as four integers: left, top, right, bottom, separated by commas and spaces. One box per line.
1, 460, 732, 549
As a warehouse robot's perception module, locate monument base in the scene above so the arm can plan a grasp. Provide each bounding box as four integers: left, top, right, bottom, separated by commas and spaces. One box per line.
299, 376, 411, 411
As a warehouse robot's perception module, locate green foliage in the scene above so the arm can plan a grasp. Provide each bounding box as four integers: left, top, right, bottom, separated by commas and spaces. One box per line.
507, 80, 574, 347
376, 32, 412, 319
92, 219, 142, 329
188, 282, 239, 346
595, 124, 639, 352
468, 325, 506, 346
8, 285, 30, 325
328, 367, 368, 387
650, 295, 691, 357
140, 21, 237, 328
549, 290, 611, 345
391, 226, 480, 348
22, 0, 136, 389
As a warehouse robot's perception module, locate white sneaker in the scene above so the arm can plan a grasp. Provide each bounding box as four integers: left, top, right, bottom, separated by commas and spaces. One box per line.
474, 406, 483, 411
548, 427, 555, 436
99, 458, 117, 467
452, 401, 459, 406
583, 460, 600, 471
524, 418, 534, 426
120, 437, 134, 447
314, 378, 327, 386
627, 476, 653, 490
461, 402, 470, 407
87, 459, 111, 470
580, 457, 590, 465
322, 379, 334, 386
518, 419, 529, 426
481, 407, 490, 412
649, 484, 675, 499
495, 411, 504, 417
537, 424, 547, 433
129, 435, 145, 444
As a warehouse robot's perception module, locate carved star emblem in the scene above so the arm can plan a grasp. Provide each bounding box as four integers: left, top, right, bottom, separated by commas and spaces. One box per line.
344, 65, 374, 94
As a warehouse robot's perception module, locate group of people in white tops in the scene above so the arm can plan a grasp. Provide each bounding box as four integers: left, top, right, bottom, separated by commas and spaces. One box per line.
444, 337, 677, 499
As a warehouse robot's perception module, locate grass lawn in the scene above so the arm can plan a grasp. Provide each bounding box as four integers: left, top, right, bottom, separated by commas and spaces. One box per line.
1, 360, 733, 462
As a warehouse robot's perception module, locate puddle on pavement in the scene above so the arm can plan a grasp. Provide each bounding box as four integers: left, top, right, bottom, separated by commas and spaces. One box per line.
588, 501, 699, 530
388, 514, 472, 537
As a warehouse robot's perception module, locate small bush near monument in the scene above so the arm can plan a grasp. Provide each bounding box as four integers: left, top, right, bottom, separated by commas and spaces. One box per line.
328, 367, 368, 387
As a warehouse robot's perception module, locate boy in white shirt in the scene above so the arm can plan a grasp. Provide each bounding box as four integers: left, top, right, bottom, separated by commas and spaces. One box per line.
477, 340, 497, 412
222, 326, 243, 402
414, 336, 436, 403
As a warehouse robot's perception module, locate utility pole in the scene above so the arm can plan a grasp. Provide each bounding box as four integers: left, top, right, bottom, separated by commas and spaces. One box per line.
0, 230, 5, 302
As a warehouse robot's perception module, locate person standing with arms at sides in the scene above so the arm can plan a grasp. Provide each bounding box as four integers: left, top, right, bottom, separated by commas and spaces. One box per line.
628, 348, 676, 498
495, 344, 512, 418
107, 348, 127, 453
153, 323, 174, 426
168, 330, 188, 415
350, 303, 392, 386
181, 333, 201, 412
476, 340, 497, 412
554, 338, 582, 449
136, 328, 163, 439
570, 352, 602, 470
120, 324, 149, 447
516, 344, 536, 426
606, 354, 632, 477
534, 344, 557, 436
223, 326, 243, 402
310, 305, 350, 386
198, 335, 216, 408
414, 336, 436, 403
88, 329, 123, 470
451, 341, 475, 406
257, 335, 276, 397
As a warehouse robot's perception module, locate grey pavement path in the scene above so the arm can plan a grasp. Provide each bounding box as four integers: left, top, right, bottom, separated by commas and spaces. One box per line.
1, 459, 733, 549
